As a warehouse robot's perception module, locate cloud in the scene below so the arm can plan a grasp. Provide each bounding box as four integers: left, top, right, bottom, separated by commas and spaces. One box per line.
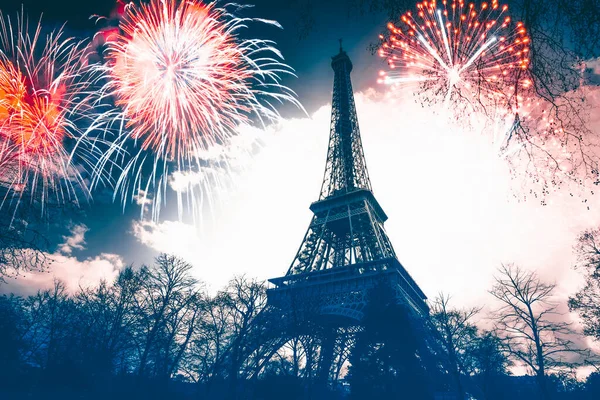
1, 225, 124, 295
133, 189, 152, 206
165, 124, 273, 221
165, 124, 268, 196
132, 86, 600, 308
132, 109, 331, 290
0, 251, 125, 296
58, 224, 89, 255
132, 219, 202, 262
584, 57, 600, 85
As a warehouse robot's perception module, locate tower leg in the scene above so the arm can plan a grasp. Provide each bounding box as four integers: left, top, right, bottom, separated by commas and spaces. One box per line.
318, 327, 337, 385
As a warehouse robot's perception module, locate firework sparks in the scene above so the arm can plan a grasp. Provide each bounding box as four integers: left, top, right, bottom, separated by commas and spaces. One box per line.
378, 0, 531, 115
93, 0, 300, 221
0, 12, 102, 214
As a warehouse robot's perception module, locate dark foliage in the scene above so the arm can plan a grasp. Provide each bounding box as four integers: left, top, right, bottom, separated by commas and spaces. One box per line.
347, 282, 434, 399
0, 254, 599, 400
569, 229, 600, 342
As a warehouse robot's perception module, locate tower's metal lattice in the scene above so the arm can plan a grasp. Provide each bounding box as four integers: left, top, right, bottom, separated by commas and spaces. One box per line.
268, 45, 428, 319
260, 44, 429, 383
319, 44, 372, 200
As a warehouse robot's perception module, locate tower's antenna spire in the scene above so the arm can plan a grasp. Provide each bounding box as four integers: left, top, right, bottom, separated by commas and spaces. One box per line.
319, 39, 370, 199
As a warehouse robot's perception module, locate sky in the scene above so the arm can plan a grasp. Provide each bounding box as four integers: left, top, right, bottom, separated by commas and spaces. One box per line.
2, 0, 600, 355
0, 0, 393, 291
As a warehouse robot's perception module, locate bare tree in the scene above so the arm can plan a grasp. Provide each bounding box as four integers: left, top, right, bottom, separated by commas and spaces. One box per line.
0, 186, 89, 284
19, 280, 75, 370
178, 275, 270, 398
430, 294, 481, 399
490, 264, 585, 399
0, 201, 52, 282
74, 266, 144, 375
569, 229, 600, 342
470, 330, 512, 399
573, 228, 600, 271
186, 293, 232, 383
134, 254, 200, 378
276, 336, 313, 378
222, 275, 267, 397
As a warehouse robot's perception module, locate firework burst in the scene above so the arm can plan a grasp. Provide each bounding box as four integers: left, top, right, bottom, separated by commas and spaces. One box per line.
94, 0, 300, 221
378, 0, 531, 117
0, 12, 102, 215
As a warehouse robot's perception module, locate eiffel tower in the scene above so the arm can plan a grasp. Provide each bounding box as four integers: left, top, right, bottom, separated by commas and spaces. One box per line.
264, 42, 429, 381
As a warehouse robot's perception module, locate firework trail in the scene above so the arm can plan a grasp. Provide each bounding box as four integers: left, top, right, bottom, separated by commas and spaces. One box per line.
378, 0, 531, 118
0, 12, 103, 216
92, 0, 301, 222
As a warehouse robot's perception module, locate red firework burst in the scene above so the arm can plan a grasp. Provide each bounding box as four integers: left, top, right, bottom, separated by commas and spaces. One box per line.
0, 13, 100, 211
379, 0, 531, 114
95, 0, 300, 220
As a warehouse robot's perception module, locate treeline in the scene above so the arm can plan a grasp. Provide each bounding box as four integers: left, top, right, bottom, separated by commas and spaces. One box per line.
346, 228, 600, 400
1, 229, 600, 399
0, 254, 273, 400
347, 266, 599, 400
